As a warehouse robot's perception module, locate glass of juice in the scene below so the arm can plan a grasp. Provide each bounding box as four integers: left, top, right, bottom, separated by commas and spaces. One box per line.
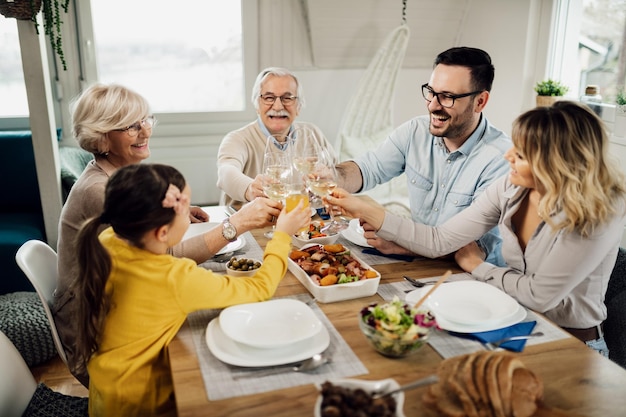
285, 182, 310, 238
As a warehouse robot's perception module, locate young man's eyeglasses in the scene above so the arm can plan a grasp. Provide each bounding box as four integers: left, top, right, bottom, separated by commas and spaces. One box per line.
114, 116, 156, 137
421, 84, 483, 108
259, 93, 298, 106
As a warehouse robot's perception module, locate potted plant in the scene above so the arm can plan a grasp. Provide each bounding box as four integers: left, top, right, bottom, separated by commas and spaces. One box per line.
0, 0, 70, 70
615, 89, 626, 138
534, 79, 569, 107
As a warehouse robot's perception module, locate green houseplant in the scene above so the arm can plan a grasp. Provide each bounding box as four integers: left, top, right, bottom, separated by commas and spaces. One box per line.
0, 0, 70, 70
534, 79, 569, 96
616, 89, 626, 138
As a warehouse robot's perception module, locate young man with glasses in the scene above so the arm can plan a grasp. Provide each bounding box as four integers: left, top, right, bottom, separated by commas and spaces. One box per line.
336, 47, 511, 265
217, 67, 337, 208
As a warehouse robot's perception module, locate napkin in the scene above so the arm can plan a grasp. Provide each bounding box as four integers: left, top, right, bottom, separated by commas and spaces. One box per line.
450, 321, 538, 352
361, 248, 415, 262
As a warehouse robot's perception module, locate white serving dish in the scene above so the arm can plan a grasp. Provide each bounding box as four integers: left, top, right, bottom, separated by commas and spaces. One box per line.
205, 317, 330, 367
288, 244, 380, 303
314, 378, 405, 417
218, 299, 322, 349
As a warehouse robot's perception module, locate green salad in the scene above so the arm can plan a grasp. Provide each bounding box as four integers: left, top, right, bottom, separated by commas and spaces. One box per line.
360, 296, 438, 357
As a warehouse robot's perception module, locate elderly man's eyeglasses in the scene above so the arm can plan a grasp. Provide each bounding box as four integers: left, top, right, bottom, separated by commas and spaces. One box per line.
421, 84, 483, 108
114, 116, 156, 137
259, 94, 298, 106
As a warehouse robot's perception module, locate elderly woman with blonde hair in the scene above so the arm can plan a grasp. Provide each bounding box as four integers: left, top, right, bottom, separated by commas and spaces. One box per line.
328, 101, 626, 355
55, 83, 279, 386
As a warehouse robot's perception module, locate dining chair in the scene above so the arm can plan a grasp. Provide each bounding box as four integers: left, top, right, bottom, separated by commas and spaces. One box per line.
604, 247, 626, 369
0, 330, 87, 417
15, 239, 69, 366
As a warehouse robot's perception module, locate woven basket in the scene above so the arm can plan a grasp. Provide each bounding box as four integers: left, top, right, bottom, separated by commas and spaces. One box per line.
0, 0, 42, 20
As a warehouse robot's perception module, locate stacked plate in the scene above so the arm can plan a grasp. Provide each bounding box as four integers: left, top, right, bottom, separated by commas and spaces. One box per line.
340, 219, 372, 248
205, 299, 330, 367
405, 281, 526, 333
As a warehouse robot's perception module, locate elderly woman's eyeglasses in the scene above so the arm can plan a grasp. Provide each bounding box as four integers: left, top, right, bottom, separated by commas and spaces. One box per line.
421, 84, 483, 108
259, 94, 298, 106
114, 116, 156, 137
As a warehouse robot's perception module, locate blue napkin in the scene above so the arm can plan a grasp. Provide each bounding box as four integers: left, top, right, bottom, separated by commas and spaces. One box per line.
361, 248, 415, 262
450, 321, 537, 352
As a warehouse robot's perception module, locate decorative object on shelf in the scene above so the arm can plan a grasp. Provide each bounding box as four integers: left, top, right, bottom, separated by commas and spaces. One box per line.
0, 0, 70, 70
534, 79, 569, 107
615, 89, 626, 138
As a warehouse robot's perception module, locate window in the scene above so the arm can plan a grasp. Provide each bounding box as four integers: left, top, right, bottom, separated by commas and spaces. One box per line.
553, 0, 626, 103
0, 16, 28, 117
85, 0, 245, 113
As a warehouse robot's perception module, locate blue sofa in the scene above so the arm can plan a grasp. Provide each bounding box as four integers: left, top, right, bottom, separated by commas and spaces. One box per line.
0, 131, 47, 295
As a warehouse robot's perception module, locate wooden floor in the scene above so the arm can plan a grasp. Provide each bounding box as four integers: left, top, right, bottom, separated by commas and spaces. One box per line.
30, 354, 89, 397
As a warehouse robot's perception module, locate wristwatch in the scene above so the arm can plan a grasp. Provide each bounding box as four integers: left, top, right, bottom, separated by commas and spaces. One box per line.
221, 218, 237, 242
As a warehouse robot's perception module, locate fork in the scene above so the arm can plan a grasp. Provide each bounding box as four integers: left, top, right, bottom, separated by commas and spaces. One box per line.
403, 275, 444, 288
483, 331, 544, 350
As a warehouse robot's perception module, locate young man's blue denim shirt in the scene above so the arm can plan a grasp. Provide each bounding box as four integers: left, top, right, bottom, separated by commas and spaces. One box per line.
354, 114, 511, 265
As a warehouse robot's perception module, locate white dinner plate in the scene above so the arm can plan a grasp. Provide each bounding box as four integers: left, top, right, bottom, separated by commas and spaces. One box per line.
405, 286, 527, 333
183, 222, 246, 255
205, 317, 330, 367
423, 281, 520, 326
219, 299, 323, 349
340, 219, 372, 248
215, 236, 245, 255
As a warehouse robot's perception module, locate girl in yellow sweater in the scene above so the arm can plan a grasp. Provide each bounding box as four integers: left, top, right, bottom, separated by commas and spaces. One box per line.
73, 163, 309, 417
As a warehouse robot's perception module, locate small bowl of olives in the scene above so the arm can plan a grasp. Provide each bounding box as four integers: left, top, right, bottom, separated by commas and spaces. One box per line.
226, 257, 263, 277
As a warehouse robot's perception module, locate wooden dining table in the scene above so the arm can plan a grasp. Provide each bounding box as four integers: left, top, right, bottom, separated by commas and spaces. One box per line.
168, 207, 626, 417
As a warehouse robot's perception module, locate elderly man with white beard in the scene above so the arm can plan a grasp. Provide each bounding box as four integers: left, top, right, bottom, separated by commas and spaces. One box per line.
216, 67, 336, 208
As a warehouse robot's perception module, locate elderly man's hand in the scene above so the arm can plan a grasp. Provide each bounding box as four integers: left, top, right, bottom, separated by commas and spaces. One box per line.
245, 175, 266, 202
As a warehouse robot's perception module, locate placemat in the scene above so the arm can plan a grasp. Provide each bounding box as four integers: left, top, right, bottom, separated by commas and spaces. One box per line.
377, 281, 572, 358
187, 293, 368, 401
199, 231, 263, 272
337, 235, 420, 265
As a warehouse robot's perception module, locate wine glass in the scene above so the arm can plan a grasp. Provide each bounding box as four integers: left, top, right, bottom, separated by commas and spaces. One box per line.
261, 135, 291, 238
308, 147, 350, 234
288, 127, 323, 209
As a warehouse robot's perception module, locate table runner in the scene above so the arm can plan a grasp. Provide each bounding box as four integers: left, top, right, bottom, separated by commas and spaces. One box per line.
377, 281, 572, 359
187, 293, 368, 401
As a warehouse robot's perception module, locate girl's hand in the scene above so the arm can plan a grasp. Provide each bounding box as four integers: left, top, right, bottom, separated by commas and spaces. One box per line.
274, 200, 310, 237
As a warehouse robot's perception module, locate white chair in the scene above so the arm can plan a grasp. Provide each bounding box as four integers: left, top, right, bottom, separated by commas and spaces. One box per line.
15, 239, 68, 365
0, 330, 37, 417
0, 329, 88, 416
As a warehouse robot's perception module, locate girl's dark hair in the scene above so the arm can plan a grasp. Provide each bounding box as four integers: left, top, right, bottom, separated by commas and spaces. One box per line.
73, 163, 186, 374
434, 46, 495, 92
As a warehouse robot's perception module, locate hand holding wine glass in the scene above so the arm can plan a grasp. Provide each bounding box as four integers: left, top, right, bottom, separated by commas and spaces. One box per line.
308, 147, 349, 234
261, 135, 291, 238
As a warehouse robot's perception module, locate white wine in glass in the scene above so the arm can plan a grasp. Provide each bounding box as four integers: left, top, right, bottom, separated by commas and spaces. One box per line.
309, 148, 349, 234
262, 135, 291, 238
